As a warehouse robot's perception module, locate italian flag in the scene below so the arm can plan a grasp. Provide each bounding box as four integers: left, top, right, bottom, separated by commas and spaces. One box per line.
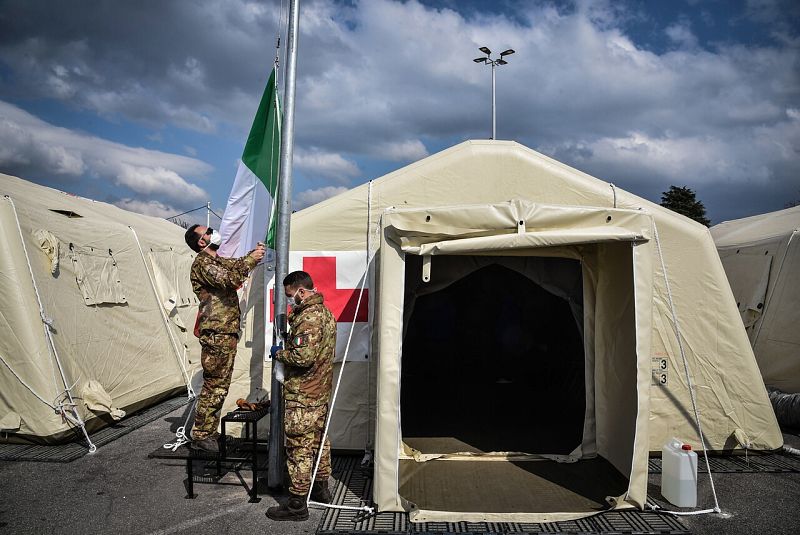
219, 68, 281, 257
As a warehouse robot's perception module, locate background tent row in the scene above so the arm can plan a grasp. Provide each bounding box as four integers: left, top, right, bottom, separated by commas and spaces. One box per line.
0, 175, 200, 445
711, 206, 800, 395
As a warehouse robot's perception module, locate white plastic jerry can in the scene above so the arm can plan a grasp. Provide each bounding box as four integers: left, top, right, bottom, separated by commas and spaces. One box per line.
661, 438, 698, 507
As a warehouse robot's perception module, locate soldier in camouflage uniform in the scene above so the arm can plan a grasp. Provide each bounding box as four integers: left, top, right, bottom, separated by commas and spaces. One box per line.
266, 270, 336, 522
184, 224, 265, 453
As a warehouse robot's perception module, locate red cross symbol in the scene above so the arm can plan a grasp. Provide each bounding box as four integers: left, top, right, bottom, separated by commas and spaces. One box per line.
270, 256, 368, 322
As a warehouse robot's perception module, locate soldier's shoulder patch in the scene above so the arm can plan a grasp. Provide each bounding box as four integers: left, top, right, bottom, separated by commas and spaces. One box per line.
291, 332, 310, 347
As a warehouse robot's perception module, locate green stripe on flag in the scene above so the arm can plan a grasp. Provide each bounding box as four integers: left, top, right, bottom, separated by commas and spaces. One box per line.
242, 68, 282, 248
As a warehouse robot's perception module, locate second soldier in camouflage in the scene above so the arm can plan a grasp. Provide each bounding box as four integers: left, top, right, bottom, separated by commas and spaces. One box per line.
266, 270, 336, 522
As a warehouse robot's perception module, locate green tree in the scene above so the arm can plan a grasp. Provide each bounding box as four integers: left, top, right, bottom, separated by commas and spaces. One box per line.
660, 185, 711, 226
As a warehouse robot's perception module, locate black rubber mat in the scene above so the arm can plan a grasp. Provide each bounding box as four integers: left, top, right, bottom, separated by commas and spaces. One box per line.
317, 456, 689, 535
649, 451, 800, 474
0, 395, 190, 462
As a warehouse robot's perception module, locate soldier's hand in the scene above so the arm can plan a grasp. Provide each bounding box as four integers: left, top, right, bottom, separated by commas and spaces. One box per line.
250, 244, 266, 262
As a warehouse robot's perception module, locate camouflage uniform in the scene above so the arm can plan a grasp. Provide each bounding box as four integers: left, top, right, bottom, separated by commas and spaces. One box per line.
190, 251, 258, 440
275, 292, 336, 496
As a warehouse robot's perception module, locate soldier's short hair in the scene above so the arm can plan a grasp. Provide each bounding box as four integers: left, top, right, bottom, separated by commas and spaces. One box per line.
185, 224, 202, 253
284, 270, 314, 290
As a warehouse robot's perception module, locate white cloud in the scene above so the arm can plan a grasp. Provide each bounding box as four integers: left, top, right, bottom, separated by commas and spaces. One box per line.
295, 186, 349, 210
294, 148, 360, 182
0, 100, 211, 203
665, 22, 699, 49
114, 198, 179, 218
373, 139, 429, 162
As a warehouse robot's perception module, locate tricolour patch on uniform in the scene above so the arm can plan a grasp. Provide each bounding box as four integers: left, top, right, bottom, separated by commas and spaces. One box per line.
292, 333, 308, 347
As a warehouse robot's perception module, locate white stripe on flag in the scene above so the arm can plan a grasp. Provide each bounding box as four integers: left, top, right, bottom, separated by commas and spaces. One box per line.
218, 161, 272, 258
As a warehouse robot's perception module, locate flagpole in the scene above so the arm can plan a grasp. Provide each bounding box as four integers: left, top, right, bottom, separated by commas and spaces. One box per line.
268, 0, 300, 489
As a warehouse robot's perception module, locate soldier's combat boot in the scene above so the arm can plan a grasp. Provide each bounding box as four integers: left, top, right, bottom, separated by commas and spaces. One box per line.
265, 494, 309, 522
310, 480, 332, 504
188, 436, 219, 454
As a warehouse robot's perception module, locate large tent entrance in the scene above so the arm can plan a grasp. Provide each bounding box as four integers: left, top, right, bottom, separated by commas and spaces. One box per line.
394, 253, 631, 519
375, 201, 656, 521
401, 256, 585, 454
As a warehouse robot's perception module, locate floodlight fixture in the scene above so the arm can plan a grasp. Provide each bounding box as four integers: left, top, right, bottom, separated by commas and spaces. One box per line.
472, 45, 516, 140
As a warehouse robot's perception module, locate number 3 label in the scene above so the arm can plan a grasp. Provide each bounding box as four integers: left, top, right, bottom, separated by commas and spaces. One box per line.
651, 358, 668, 386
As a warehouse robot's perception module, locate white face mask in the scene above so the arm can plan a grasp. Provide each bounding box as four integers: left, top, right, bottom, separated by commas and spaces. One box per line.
289, 288, 301, 306
201, 228, 222, 251
208, 230, 222, 246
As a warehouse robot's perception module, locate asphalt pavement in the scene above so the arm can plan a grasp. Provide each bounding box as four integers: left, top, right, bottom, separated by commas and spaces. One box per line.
0, 404, 798, 535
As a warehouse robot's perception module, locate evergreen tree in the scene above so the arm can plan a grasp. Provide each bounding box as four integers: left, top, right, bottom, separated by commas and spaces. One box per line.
660, 185, 711, 226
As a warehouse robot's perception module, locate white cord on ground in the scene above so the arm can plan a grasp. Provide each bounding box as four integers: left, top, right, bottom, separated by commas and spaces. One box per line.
308, 500, 374, 514
163, 398, 198, 451
5, 195, 96, 453
0, 352, 92, 444
782, 445, 800, 456
129, 226, 195, 399
647, 503, 719, 516
652, 221, 721, 515
306, 264, 373, 516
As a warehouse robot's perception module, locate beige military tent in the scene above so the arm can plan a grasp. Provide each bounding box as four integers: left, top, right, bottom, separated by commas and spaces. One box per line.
711, 205, 800, 394
0, 174, 201, 447
279, 140, 781, 522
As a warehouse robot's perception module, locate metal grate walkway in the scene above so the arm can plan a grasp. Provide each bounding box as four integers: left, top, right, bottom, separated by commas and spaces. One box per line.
317, 456, 689, 535
0, 395, 190, 462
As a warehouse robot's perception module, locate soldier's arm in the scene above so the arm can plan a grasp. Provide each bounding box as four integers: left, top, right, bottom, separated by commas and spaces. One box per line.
233, 253, 259, 278
276, 313, 322, 368
193, 256, 257, 290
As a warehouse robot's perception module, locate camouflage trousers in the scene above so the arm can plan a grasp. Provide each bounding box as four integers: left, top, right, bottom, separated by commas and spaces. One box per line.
192, 332, 238, 440
285, 401, 331, 496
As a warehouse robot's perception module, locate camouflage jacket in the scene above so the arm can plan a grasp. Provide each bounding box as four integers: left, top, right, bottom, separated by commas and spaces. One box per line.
190, 251, 258, 335
276, 292, 336, 406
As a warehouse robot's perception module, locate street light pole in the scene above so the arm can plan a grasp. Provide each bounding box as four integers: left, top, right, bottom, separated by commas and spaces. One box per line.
491, 60, 496, 139
473, 47, 515, 140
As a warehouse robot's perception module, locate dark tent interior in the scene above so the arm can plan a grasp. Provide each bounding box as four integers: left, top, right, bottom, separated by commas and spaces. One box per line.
400, 258, 586, 455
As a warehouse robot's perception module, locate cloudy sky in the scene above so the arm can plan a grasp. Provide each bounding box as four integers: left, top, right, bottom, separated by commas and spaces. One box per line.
0, 0, 798, 225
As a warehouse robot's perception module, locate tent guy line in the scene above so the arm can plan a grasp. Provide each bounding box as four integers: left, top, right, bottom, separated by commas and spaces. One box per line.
651, 220, 721, 516
5, 194, 97, 453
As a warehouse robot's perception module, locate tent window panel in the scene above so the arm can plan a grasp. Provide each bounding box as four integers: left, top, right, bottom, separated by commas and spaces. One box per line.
148, 249, 198, 307
721, 250, 772, 332
400, 257, 585, 455
68, 246, 127, 306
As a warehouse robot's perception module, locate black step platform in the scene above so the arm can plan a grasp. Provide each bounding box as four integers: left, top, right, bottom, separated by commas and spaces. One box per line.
149, 406, 270, 502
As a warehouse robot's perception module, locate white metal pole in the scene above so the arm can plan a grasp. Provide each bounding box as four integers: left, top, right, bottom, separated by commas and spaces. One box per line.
268, 0, 300, 489
206, 201, 210, 227
491, 61, 496, 140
